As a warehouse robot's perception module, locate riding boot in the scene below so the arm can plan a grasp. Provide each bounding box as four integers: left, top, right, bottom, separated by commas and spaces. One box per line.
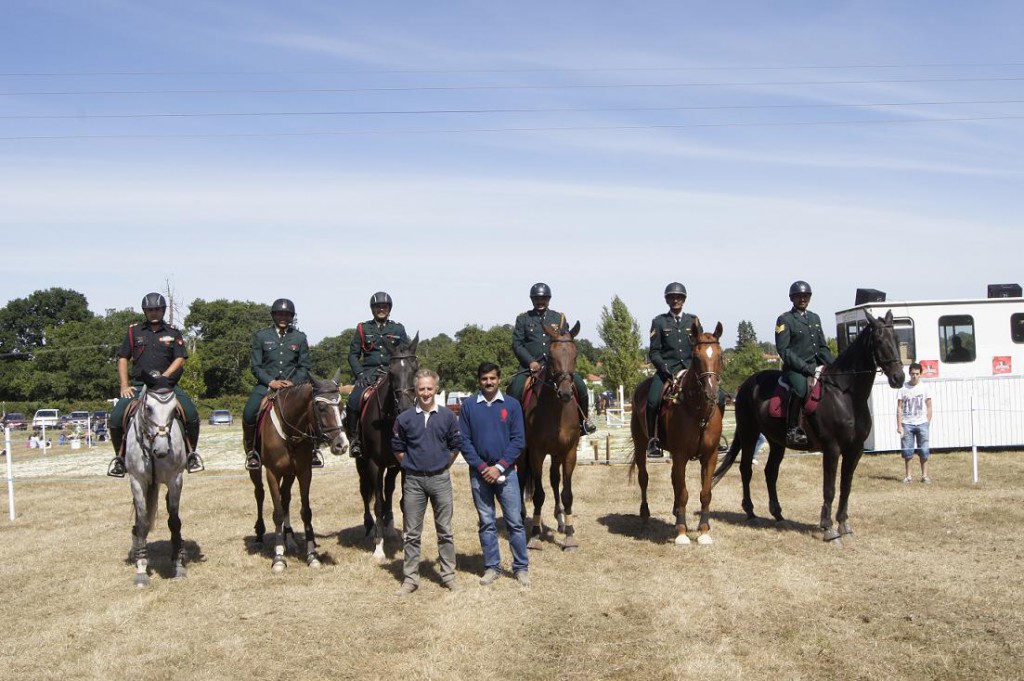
347, 408, 362, 458
786, 394, 809, 448
243, 422, 261, 470
645, 405, 663, 458
185, 421, 205, 473
578, 390, 597, 435
311, 449, 325, 468
107, 425, 126, 477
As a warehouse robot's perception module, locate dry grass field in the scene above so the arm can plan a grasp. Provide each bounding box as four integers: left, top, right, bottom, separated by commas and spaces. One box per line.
2, 424, 1022, 681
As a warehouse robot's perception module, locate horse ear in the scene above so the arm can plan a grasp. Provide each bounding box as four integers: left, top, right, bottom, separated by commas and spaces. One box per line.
865, 310, 878, 326
884, 309, 894, 324
690, 317, 703, 338
713, 321, 723, 339
410, 332, 420, 354
331, 368, 341, 384
569, 320, 581, 338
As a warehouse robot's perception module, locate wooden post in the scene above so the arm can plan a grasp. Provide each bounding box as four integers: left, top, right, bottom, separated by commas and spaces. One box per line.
605, 434, 611, 464
592, 441, 599, 461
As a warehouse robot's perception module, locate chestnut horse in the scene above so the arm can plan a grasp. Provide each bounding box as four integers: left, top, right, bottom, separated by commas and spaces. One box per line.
519, 321, 583, 552
355, 335, 418, 562
630, 320, 724, 545
249, 375, 348, 571
713, 310, 904, 544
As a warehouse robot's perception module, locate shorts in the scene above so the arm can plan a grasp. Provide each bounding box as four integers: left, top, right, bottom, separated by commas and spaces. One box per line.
900, 422, 930, 460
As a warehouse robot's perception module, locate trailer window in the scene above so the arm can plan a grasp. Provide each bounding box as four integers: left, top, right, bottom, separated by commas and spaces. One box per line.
894, 318, 916, 363
836, 320, 865, 352
1012, 313, 1024, 344
939, 315, 975, 363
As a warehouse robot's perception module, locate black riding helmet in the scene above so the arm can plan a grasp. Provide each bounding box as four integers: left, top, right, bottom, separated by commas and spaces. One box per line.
664, 282, 687, 298
271, 298, 295, 315
141, 292, 167, 309
789, 280, 813, 297
369, 291, 393, 309
530, 282, 551, 299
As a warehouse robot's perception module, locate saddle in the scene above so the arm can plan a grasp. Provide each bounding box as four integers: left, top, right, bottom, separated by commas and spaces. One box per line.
767, 377, 824, 419
656, 369, 686, 416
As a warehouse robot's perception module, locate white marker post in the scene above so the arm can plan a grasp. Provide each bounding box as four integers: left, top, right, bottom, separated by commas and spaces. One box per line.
970, 391, 979, 484
4, 426, 14, 520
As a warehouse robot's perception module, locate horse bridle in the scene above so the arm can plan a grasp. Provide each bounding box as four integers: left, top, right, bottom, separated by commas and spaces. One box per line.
538, 337, 577, 394
677, 338, 722, 424
385, 352, 418, 415
134, 390, 180, 459
273, 383, 344, 446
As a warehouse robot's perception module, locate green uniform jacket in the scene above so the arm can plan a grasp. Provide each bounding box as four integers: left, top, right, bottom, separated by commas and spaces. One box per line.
775, 307, 834, 380
649, 312, 698, 377
251, 325, 311, 387
513, 308, 568, 368
348, 319, 410, 377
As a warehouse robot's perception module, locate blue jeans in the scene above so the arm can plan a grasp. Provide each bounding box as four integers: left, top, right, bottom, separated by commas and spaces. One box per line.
469, 470, 529, 574
901, 423, 930, 460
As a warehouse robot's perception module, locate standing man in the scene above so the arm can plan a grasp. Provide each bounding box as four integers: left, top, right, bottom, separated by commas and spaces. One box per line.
897, 362, 933, 483
390, 369, 462, 595
106, 292, 202, 477
242, 298, 316, 471
459, 362, 530, 588
775, 280, 835, 447
645, 282, 698, 458
346, 291, 410, 456
509, 283, 596, 435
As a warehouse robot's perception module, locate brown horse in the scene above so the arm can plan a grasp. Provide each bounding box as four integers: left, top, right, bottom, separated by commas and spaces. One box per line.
630, 320, 724, 545
249, 375, 347, 572
519, 320, 583, 552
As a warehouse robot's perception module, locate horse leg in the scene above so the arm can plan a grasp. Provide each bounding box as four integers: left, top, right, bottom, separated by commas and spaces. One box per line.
764, 443, 787, 522
527, 452, 546, 550
357, 458, 375, 536
634, 443, 651, 532
820, 446, 842, 544
249, 468, 266, 546
696, 450, 717, 545
281, 475, 299, 555
166, 474, 187, 579
384, 466, 400, 539
836, 449, 864, 538
671, 458, 691, 546
550, 460, 564, 533
265, 471, 288, 572
561, 456, 578, 552
371, 467, 387, 562
129, 478, 152, 587
296, 465, 320, 568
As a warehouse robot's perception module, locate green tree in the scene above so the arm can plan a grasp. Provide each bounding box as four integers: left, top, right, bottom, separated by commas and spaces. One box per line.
721, 321, 776, 393
185, 299, 269, 397
310, 329, 356, 384
179, 342, 208, 399
0, 287, 91, 352
597, 296, 644, 394
736, 320, 758, 349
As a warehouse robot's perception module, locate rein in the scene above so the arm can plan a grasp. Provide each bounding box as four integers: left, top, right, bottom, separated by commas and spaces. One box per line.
133, 390, 181, 460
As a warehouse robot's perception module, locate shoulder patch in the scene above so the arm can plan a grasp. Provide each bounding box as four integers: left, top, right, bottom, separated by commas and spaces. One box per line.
776, 323, 786, 333
650, 329, 656, 338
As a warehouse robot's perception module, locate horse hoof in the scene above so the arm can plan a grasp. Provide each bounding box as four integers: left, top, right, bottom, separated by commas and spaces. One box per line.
272, 559, 287, 572
133, 574, 150, 587
563, 535, 579, 549
174, 567, 188, 580
674, 534, 691, 546
527, 537, 543, 550
823, 528, 842, 544
696, 534, 713, 546
839, 522, 854, 537
308, 558, 322, 569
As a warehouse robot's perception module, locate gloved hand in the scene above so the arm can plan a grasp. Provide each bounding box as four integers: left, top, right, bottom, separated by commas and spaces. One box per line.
151, 374, 173, 391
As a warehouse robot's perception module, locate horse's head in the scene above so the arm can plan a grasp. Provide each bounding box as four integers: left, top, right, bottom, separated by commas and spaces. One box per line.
866, 310, 905, 389
387, 332, 420, 412
544, 320, 580, 402
137, 388, 181, 460
310, 371, 348, 455
688, 319, 724, 402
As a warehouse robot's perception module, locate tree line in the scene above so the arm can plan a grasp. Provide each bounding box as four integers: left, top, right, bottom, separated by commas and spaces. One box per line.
0, 288, 780, 408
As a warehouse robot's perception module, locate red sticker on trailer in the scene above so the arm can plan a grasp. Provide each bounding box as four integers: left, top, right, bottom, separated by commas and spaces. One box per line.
993, 356, 1012, 375
919, 360, 939, 378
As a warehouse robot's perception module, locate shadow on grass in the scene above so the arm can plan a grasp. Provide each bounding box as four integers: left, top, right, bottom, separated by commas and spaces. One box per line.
124, 539, 205, 579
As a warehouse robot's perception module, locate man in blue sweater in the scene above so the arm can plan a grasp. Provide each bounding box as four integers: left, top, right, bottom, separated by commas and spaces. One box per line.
459, 362, 529, 588
390, 368, 463, 596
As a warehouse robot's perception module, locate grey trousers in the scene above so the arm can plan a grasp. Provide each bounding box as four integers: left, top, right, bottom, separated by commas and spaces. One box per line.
401, 470, 456, 587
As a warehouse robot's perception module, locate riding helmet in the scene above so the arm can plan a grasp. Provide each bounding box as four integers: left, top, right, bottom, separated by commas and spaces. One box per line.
141, 292, 167, 309
271, 298, 295, 315
789, 280, 813, 297
664, 282, 687, 298
530, 282, 552, 299
369, 291, 393, 309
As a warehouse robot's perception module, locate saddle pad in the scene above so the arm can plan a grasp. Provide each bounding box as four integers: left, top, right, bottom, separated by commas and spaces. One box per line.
768, 379, 823, 418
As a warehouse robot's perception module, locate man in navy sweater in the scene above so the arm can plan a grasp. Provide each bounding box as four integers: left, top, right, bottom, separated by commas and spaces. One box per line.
390, 368, 462, 596
459, 362, 529, 587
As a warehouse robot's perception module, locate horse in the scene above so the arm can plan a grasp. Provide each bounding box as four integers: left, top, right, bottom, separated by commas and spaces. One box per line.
249, 374, 348, 572
126, 386, 188, 587
355, 335, 419, 562
519, 321, 584, 552
713, 310, 905, 544
629, 320, 725, 545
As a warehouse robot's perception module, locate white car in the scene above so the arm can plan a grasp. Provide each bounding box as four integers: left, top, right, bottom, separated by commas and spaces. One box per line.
32, 409, 61, 429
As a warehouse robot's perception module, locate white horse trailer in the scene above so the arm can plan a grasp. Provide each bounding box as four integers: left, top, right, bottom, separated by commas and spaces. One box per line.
834, 285, 1024, 452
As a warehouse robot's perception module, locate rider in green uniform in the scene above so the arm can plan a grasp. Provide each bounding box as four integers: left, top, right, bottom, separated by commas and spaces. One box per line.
107, 292, 202, 478
508, 283, 596, 435
645, 282, 697, 458
775, 280, 835, 447
242, 298, 315, 470
345, 292, 410, 456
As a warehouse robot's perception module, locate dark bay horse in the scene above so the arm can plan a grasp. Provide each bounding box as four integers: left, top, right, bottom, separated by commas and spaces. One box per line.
250, 375, 347, 571
630, 320, 725, 545
519, 321, 583, 552
126, 386, 188, 587
355, 335, 418, 562
713, 310, 904, 544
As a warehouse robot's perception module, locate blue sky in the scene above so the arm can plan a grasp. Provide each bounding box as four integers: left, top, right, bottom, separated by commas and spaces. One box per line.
2, 2, 1022, 346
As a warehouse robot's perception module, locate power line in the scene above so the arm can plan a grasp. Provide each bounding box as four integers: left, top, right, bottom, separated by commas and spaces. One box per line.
3, 76, 1024, 97
1, 114, 1020, 142
3, 98, 1022, 121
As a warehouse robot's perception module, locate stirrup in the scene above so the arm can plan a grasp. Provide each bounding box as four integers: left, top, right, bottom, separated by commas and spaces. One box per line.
646, 438, 664, 459
107, 457, 126, 478
581, 418, 597, 435
349, 440, 361, 458
786, 428, 808, 447
245, 451, 261, 471
311, 450, 325, 468
186, 451, 205, 473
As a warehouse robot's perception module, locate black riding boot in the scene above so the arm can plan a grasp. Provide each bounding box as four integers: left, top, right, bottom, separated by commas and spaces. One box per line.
645, 406, 663, 458
243, 422, 261, 470
185, 421, 204, 473
785, 394, 808, 448
347, 408, 361, 458
311, 448, 324, 468
106, 425, 126, 477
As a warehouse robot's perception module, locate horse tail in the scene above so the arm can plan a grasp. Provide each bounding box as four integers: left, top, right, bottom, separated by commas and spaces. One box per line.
519, 453, 534, 501
713, 373, 755, 486
712, 433, 741, 486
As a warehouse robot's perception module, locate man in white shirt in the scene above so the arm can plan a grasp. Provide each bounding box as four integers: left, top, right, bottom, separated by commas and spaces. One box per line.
896, 362, 933, 483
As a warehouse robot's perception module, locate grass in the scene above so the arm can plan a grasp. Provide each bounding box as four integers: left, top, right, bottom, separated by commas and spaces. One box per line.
1, 425, 1022, 680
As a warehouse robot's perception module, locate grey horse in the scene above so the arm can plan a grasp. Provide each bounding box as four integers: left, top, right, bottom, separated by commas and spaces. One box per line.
126, 386, 189, 586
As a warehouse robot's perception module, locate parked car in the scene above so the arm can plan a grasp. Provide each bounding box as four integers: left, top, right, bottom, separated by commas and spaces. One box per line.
445, 392, 472, 416
67, 411, 91, 427
209, 410, 234, 426
32, 409, 61, 429
2, 412, 27, 430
